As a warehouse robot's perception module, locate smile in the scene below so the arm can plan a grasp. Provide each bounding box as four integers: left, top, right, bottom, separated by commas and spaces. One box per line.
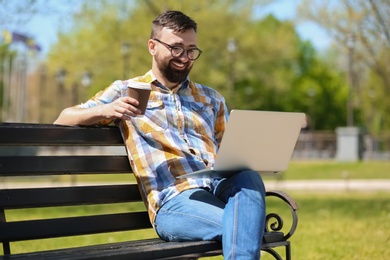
171, 60, 186, 70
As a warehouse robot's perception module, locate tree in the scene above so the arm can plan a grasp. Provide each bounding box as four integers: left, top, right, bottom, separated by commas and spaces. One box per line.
46, 0, 279, 100
44, 0, 348, 130
0, 0, 86, 122
0, 0, 43, 27
297, 0, 390, 132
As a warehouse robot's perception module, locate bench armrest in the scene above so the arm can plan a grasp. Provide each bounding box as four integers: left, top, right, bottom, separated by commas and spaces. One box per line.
265, 190, 299, 241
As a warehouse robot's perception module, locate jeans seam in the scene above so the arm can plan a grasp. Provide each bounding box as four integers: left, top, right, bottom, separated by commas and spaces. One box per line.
232, 193, 239, 259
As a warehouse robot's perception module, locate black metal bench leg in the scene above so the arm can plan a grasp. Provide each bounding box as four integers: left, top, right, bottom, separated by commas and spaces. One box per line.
262, 241, 291, 260
285, 241, 291, 260
262, 248, 283, 260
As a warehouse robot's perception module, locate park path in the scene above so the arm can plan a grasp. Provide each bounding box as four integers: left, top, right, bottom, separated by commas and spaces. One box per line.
1, 179, 390, 192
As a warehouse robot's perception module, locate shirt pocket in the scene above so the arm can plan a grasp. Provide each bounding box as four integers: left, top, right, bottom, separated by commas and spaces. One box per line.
187, 102, 215, 135
132, 100, 168, 133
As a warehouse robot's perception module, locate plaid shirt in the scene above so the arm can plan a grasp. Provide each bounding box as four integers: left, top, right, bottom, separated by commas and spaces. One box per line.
79, 70, 228, 223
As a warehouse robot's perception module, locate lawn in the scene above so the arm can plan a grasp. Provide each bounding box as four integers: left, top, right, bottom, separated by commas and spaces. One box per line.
281, 160, 390, 180
264, 191, 390, 260
2, 160, 389, 186
1, 161, 390, 259
205, 191, 390, 260
2, 192, 389, 259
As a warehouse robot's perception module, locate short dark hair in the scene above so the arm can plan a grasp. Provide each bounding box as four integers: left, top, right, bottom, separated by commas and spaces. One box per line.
150, 10, 197, 39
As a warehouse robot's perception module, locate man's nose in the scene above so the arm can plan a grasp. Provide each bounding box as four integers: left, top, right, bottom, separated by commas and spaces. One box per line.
178, 51, 190, 62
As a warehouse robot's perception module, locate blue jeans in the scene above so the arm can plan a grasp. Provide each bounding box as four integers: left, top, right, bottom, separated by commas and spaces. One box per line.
154, 170, 266, 260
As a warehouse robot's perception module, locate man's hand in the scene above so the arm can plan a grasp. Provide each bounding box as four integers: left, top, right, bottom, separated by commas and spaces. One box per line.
101, 97, 142, 119
54, 96, 143, 126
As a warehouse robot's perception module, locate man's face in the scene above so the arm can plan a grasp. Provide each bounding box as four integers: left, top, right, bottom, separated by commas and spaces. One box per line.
151, 28, 198, 85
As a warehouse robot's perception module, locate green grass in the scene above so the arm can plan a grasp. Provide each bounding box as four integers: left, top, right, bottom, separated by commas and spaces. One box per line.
2, 161, 390, 186
2, 202, 158, 255
206, 191, 390, 260
267, 160, 390, 180
269, 191, 390, 260
2, 161, 390, 258
2, 192, 389, 259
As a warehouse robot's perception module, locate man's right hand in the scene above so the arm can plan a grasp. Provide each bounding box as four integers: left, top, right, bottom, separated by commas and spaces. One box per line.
54, 96, 142, 126
101, 96, 141, 120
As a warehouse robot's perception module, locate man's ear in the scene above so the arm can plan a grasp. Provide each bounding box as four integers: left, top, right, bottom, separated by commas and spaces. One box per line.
148, 39, 157, 55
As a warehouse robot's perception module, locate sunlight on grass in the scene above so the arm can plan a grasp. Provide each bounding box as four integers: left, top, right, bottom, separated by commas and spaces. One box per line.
2, 161, 389, 186
191, 192, 390, 260
286, 192, 390, 260
2, 161, 390, 258
3, 192, 389, 259
269, 161, 390, 180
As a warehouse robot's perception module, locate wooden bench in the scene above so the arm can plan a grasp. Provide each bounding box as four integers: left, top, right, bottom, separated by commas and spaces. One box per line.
0, 123, 298, 260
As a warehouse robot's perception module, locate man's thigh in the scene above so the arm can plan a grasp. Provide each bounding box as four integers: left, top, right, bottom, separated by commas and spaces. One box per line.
154, 188, 225, 242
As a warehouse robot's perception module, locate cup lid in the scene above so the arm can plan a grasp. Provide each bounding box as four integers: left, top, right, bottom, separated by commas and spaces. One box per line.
127, 80, 152, 90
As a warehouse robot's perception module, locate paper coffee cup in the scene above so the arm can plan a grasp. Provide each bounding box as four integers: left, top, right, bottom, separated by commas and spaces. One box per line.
127, 81, 152, 115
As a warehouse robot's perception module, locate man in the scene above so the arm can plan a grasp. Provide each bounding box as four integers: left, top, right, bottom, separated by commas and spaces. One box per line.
54, 10, 266, 259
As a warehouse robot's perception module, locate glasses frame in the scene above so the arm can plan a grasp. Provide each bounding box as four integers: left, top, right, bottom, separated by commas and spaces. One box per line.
153, 38, 202, 61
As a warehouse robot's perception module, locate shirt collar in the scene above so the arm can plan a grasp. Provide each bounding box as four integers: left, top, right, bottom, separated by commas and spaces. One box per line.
145, 70, 190, 92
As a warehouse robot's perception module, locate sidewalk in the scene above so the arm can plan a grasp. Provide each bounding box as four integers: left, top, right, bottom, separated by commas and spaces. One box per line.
1, 180, 390, 192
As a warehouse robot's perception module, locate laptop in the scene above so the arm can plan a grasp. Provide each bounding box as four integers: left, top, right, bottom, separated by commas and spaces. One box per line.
177, 110, 305, 179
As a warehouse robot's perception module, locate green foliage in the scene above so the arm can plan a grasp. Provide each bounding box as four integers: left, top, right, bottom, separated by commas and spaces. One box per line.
0, 43, 17, 121
360, 69, 390, 135
297, 0, 390, 132
45, 0, 350, 130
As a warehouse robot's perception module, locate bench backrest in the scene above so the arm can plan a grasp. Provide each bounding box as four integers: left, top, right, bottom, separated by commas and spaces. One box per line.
0, 123, 151, 255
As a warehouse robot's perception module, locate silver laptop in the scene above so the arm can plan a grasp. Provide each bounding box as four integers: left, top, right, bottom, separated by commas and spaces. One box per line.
177, 110, 305, 179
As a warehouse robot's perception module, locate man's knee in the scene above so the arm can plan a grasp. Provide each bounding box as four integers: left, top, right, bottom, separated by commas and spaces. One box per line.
216, 170, 265, 197
235, 170, 266, 194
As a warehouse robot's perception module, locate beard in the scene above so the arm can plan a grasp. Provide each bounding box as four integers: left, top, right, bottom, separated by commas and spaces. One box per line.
156, 56, 193, 84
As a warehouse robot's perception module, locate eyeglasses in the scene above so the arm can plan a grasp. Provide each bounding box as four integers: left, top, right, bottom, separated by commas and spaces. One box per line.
154, 38, 202, 61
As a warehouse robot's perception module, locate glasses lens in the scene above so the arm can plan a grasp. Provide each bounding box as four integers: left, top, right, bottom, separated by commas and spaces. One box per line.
155, 38, 202, 60
187, 49, 201, 60
171, 46, 185, 57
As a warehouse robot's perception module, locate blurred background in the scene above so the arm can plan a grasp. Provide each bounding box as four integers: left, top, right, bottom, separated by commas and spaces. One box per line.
0, 0, 389, 159
1, 1, 390, 259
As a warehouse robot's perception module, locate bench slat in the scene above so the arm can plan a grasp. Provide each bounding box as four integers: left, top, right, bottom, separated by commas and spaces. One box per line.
0, 123, 123, 146
0, 185, 141, 209
0, 156, 132, 176
0, 239, 223, 260
0, 212, 151, 242
0, 123, 297, 260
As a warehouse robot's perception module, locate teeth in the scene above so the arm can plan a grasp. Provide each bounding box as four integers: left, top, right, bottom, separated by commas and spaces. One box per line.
172, 61, 185, 68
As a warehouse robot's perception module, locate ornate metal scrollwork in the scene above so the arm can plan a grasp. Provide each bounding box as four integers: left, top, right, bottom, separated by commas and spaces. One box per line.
266, 212, 284, 232
265, 191, 299, 241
